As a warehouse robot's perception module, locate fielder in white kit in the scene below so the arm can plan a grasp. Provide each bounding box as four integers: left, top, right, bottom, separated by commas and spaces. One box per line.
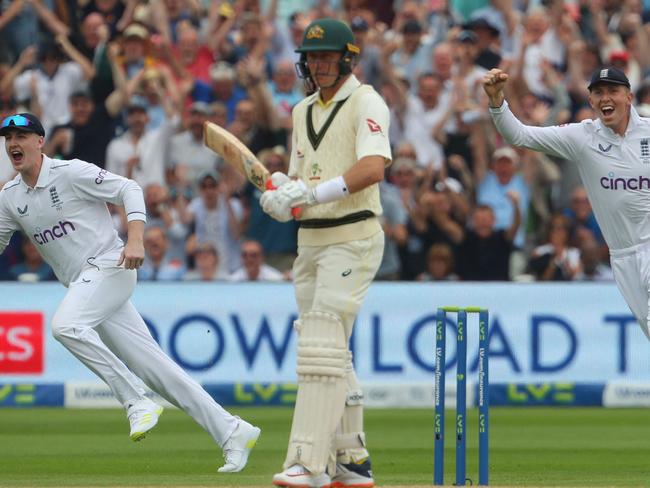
484, 67, 650, 338
0, 113, 260, 472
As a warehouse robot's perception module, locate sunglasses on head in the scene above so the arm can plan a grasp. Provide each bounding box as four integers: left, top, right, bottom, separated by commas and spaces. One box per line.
1, 115, 32, 129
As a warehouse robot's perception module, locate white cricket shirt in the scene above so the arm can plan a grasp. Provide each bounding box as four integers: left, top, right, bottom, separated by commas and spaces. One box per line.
0, 156, 146, 286
490, 102, 650, 251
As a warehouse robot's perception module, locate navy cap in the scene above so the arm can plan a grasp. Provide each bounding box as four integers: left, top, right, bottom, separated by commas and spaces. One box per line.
0, 113, 45, 137
462, 17, 500, 36
351, 16, 369, 31
402, 19, 422, 34
456, 30, 478, 44
588, 66, 631, 90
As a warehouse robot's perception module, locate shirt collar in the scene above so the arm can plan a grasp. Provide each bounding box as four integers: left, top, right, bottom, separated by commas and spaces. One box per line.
20, 155, 53, 191
307, 75, 361, 107
595, 105, 641, 142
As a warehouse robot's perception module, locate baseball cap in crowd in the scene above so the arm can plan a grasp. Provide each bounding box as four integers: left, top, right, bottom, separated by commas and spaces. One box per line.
123, 23, 149, 40
0, 113, 45, 137
210, 62, 236, 82
126, 95, 148, 113
462, 17, 500, 37
492, 146, 518, 163
351, 16, 369, 32
457, 30, 479, 44
587, 66, 631, 90
402, 19, 422, 34
69, 89, 93, 101
189, 101, 212, 115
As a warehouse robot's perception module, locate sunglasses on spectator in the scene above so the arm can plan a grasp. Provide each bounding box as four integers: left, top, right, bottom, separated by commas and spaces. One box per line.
241, 251, 261, 258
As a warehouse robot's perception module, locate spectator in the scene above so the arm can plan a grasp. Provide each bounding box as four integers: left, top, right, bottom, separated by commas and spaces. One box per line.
457, 195, 520, 281
228, 240, 285, 282
389, 19, 432, 88
184, 242, 227, 281
138, 226, 186, 281
574, 240, 614, 282
268, 59, 303, 131
2, 40, 92, 136
168, 101, 222, 193
528, 214, 581, 282
105, 95, 178, 189
377, 178, 408, 280
463, 17, 502, 70
186, 170, 244, 275
475, 146, 531, 250
9, 236, 55, 282
44, 88, 120, 168
350, 16, 382, 90
193, 61, 248, 124
0, 97, 18, 186
563, 186, 605, 248
242, 146, 297, 272
143, 183, 189, 263
418, 243, 458, 281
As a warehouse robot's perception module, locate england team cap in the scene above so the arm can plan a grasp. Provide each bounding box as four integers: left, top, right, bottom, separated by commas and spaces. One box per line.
0, 113, 45, 137
587, 66, 631, 90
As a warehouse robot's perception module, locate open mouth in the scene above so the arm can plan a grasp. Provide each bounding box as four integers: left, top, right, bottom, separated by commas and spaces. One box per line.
601, 105, 615, 117
10, 149, 24, 164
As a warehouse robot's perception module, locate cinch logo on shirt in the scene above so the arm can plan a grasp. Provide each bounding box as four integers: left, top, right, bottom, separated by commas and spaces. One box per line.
600, 172, 650, 190
0, 312, 44, 374
33, 220, 76, 245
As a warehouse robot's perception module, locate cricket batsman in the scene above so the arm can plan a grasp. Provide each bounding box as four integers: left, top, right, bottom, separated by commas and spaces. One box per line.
260, 17, 391, 488
0, 113, 260, 473
484, 66, 650, 340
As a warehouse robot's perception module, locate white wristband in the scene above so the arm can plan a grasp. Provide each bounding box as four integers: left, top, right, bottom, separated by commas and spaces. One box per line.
312, 176, 349, 204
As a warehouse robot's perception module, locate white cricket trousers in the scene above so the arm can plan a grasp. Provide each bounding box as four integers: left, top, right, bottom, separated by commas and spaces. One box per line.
51, 264, 237, 446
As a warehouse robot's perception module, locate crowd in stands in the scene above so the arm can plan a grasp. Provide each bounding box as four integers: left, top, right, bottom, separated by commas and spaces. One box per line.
0, 0, 642, 283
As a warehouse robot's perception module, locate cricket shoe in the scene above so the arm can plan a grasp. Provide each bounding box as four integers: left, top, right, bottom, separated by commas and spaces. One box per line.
217, 418, 261, 473
272, 464, 331, 487
330, 458, 374, 488
127, 398, 164, 441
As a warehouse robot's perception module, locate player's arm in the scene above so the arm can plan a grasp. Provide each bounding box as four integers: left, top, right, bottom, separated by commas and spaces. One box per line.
0, 193, 20, 254
68, 161, 147, 268
483, 69, 584, 161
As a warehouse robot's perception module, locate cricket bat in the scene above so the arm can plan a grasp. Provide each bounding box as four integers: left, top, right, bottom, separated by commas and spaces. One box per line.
203, 121, 300, 216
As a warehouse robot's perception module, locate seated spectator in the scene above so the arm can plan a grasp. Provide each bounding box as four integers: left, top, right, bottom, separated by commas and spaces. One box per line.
184, 242, 227, 281
456, 195, 520, 281
242, 146, 297, 272
186, 170, 244, 274
228, 240, 285, 282
268, 59, 303, 130
417, 243, 458, 281
574, 240, 614, 282
138, 226, 186, 281
168, 101, 222, 193
9, 237, 55, 282
563, 186, 605, 247
528, 214, 581, 282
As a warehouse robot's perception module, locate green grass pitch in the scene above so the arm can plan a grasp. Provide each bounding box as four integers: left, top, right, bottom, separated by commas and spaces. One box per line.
1, 407, 650, 487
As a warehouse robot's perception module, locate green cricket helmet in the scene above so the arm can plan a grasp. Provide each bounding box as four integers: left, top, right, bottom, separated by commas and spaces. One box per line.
295, 18, 360, 88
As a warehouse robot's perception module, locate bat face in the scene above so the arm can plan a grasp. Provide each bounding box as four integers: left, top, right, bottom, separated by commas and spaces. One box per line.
203, 122, 270, 191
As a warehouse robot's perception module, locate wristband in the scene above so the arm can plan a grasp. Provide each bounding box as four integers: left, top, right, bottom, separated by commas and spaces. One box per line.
313, 176, 349, 204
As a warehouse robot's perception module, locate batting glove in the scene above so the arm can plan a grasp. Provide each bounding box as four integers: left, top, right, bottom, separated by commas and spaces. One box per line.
260, 189, 294, 222
276, 180, 317, 207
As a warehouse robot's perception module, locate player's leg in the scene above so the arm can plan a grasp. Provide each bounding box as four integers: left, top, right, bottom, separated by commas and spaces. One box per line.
611, 250, 650, 338
51, 266, 148, 406
312, 232, 384, 488
97, 301, 259, 472
275, 233, 383, 485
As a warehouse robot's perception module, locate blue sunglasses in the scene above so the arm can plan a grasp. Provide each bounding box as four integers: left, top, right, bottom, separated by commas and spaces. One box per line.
1, 115, 32, 129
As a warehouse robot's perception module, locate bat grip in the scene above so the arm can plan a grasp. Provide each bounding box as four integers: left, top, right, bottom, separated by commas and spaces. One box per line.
265, 180, 302, 218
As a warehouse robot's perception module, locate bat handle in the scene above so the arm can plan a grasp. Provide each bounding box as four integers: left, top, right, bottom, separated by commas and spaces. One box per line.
265, 180, 302, 218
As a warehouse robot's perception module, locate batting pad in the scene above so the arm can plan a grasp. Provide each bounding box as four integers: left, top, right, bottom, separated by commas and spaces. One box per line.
284, 311, 348, 475
336, 353, 369, 463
